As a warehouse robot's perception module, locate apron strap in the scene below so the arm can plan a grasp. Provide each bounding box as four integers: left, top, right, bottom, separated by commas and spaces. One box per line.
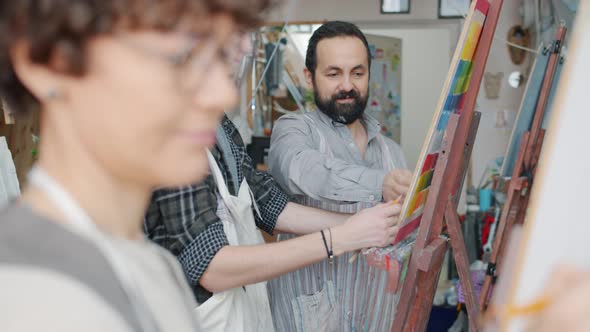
375, 134, 395, 172
247, 184, 262, 220
208, 150, 261, 221
206, 150, 234, 207
306, 113, 394, 171
215, 125, 240, 195
303, 113, 333, 157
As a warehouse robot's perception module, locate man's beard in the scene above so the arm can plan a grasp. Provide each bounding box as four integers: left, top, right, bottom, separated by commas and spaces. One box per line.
313, 86, 368, 125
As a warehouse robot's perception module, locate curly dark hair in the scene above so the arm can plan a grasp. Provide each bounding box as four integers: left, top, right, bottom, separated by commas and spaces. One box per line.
305, 21, 372, 78
0, 0, 276, 116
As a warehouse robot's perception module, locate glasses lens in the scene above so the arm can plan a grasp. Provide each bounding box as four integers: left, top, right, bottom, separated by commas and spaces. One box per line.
179, 34, 250, 93
179, 39, 219, 92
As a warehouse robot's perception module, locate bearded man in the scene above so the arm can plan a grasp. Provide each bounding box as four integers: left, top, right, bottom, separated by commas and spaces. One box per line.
267, 21, 413, 332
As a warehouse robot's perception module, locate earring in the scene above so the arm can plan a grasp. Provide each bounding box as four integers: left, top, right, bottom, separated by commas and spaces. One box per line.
45, 89, 61, 100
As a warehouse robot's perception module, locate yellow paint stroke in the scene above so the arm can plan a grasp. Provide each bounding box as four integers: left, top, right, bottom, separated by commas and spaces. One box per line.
461, 22, 483, 61
406, 188, 430, 217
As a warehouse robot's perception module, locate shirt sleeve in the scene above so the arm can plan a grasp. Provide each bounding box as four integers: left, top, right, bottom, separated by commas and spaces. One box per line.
177, 222, 228, 287
268, 114, 389, 203
225, 118, 289, 235
144, 177, 228, 287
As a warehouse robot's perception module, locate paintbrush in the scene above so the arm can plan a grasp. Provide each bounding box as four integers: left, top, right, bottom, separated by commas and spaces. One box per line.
481, 295, 552, 327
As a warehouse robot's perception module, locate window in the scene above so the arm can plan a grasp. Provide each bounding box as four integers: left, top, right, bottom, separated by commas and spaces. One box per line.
438, 0, 471, 19
381, 0, 411, 14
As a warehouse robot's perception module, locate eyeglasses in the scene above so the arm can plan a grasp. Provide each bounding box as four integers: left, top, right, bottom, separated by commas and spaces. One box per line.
118, 33, 242, 93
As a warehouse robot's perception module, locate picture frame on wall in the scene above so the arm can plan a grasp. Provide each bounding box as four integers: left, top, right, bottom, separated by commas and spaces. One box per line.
381, 0, 410, 14
438, 0, 471, 19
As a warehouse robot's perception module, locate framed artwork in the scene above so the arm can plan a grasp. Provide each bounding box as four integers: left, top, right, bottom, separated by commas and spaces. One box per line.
381, 0, 410, 14
365, 34, 403, 143
439, 0, 471, 18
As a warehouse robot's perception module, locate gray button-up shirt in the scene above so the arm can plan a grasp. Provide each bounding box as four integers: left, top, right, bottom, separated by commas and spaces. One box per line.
268, 109, 407, 203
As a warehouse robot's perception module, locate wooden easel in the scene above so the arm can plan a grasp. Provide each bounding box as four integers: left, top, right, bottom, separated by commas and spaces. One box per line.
391, 1, 504, 331
479, 25, 567, 310
488, 5, 590, 327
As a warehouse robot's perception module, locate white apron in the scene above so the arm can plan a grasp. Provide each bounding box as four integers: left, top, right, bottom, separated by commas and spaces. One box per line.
268, 114, 403, 332
28, 167, 199, 332
194, 150, 274, 331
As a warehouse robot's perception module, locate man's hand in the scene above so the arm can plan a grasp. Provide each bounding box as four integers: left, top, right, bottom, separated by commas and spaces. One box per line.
382, 169, 413, 202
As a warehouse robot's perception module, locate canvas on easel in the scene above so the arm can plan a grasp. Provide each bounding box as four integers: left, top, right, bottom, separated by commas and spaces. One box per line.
501, 41, 565, 178
394, 0, 490, 244
365, 0, 491, 280
488, 2, 590, 331
362, 0, 494, 311
500, 46, 548, 177
390, 0, 505, 330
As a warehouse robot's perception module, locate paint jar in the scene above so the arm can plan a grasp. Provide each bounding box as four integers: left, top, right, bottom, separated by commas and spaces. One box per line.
479, 189, 493, 211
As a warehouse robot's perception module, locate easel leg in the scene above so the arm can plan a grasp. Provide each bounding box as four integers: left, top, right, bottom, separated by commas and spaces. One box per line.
395, 238, 447, 332
480, 133, 530, 310
529, 130, 546, 176
479, 186, 521, 309
515, 190, 530, 227
445, 200, 480, 331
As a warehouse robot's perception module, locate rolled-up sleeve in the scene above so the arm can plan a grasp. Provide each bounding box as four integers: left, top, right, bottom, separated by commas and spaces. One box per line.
177, 222, 228, 287
241, 151, 290, 235
268, 114, 388, 203
144, 177, 228, 290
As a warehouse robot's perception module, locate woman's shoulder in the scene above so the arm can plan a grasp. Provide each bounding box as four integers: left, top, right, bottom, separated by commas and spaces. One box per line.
0, 203, 142, 330
0, 265, 132, 331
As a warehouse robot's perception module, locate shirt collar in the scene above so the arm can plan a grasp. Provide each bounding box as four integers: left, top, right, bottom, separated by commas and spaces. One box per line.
313, 106, 382, 142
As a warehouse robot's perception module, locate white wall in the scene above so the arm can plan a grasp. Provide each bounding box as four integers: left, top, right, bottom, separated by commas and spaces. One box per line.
268, 0, 443, 23
361, 27, 452, 169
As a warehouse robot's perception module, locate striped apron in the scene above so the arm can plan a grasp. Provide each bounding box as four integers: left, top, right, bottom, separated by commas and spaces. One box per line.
268, 114, 401, 332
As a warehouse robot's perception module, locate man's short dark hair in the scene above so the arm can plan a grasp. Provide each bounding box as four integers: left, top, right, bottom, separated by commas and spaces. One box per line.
305, 21, 371, 77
